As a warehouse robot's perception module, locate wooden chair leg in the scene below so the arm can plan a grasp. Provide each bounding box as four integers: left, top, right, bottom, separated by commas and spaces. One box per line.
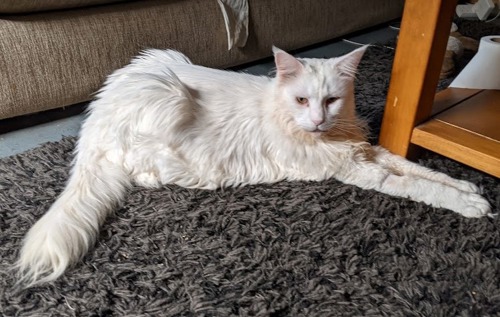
378, 0, 457, 157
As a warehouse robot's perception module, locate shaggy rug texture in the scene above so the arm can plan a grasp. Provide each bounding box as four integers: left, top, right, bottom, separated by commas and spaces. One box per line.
1, 25, 499, 316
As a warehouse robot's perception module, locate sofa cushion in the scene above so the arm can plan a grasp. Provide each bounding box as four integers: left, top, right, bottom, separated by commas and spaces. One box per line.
0, 0, 129, 14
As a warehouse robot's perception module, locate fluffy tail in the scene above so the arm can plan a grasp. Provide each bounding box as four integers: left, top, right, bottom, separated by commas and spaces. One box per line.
17, 156, 130, 287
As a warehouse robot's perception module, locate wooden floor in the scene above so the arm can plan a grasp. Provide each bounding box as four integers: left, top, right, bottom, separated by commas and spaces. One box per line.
411, 88, 500, 178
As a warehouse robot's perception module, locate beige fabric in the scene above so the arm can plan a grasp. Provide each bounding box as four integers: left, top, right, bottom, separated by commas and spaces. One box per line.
0, 0, 128, 14
0, 0, 404, 120
0, 0, 230, 120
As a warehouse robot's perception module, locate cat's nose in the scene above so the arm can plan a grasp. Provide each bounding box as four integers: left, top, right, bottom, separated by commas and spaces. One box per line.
312, 118, 324, 126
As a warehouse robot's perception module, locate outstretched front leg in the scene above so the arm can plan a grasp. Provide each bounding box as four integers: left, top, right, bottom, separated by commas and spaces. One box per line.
372, 146, 481, 194
335, 158, 491, 218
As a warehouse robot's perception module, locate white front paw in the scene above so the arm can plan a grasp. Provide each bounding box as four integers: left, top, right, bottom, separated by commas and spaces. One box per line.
458, 193, 491, 218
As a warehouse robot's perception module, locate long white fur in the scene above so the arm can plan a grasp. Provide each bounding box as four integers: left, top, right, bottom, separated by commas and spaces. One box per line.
17, 46, 492, 287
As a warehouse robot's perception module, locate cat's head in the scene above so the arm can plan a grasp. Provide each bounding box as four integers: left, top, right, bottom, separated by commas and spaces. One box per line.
272, 46, 367, 136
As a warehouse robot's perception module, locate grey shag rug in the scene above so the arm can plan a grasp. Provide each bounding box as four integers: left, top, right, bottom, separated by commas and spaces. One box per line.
1, 29, 500, 316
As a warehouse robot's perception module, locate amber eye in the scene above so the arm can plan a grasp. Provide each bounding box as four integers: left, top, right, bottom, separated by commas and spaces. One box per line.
326, 97, 339, 105
296, 97, 308, 105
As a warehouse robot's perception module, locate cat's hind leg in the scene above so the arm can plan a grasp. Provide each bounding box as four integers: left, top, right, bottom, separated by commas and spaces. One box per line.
127, 143, 212, 190
335, 160, 491, 218
372, 146, 480, 194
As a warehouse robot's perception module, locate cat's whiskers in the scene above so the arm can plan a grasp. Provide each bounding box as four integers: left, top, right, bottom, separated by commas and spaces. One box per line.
317, 118, 367, 142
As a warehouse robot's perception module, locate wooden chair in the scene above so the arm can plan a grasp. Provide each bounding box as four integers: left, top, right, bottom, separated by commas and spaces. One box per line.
379, 0, 500, 178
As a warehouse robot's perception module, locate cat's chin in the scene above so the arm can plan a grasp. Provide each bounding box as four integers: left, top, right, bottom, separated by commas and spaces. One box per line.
307, 129, 327, 137
306, 128, 327, 133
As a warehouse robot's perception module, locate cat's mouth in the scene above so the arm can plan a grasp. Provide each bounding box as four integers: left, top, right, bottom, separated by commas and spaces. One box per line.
303, 124, 330, 134
309, 127, 328, 133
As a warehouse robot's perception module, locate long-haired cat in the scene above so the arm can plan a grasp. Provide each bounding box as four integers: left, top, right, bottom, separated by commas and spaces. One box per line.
17, 46, 491, 287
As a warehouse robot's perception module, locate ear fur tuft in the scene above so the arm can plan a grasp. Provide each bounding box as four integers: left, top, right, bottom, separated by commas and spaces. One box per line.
335, 45, 369, 78
272, 46, 284, 55
272, 46, 304, 81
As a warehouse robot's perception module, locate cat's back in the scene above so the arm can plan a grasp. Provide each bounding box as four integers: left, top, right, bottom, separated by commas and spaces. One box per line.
128, 49, 268, 90
99, 48, 270, 110
87, 49, 270, 143
169, 63, 266, 88
135, 50, 271, 118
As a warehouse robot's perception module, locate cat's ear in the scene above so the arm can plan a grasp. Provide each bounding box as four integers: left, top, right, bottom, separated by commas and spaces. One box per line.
334, 45, 369, 78
273, 46, 304, 81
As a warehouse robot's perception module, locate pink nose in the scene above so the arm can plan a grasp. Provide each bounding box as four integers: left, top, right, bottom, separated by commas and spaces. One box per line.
312, 118, 324, 125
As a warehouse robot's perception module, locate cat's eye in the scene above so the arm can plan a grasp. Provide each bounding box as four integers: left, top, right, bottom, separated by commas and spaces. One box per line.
296, 97, 308, 105
326, 97, 339, 105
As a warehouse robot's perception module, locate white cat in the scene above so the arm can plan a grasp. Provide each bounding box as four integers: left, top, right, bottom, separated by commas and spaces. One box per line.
17, 46, 491, 287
